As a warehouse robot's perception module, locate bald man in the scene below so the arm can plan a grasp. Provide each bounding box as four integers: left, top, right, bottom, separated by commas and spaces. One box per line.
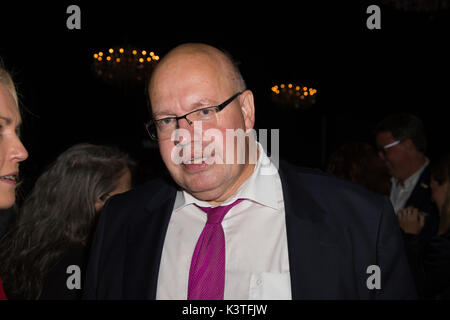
84, 43, 417, 300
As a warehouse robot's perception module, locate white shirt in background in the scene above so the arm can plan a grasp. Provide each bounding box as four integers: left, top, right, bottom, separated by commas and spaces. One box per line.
390, 158, 429, 214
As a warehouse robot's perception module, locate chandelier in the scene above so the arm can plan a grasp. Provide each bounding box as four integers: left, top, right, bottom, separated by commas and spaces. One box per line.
91, 46, 160, 87
381, 0, 449, 12
270, 82, 317, 110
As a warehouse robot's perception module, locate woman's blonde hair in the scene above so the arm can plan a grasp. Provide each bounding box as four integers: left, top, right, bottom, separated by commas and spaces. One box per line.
0, 59, 18, 107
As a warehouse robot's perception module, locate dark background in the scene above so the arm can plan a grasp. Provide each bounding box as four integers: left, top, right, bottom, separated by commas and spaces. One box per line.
1, 1, 449, 199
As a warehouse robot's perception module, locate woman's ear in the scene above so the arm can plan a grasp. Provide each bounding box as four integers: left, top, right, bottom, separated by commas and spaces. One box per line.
239, 90, 255, 131
95, 193, 110, 212
94, 199, 106, 213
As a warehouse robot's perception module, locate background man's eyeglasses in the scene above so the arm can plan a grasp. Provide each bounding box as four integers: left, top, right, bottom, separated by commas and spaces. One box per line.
145, 91, 243, 141
378, 140, 402, 155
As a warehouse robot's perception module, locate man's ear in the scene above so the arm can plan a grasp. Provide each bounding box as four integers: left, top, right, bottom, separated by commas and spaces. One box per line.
403, 138, 415, 151
239, 90, 255, 131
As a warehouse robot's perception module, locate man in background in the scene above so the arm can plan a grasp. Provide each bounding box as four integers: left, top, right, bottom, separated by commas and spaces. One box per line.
374, 113, 439, 242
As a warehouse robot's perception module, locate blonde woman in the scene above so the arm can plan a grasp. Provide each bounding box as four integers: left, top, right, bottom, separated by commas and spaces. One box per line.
0, 62, 29, 299
398, 155, 450, 299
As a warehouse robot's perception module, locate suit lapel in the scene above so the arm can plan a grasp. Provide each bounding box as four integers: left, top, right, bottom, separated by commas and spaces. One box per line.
279, 163, 340, 299
123, 182, 177, 299
405, 164, 430, 209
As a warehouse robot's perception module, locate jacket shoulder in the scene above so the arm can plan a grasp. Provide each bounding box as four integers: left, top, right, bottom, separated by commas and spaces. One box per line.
279, 161, 391, 218
106, 177, 177, 209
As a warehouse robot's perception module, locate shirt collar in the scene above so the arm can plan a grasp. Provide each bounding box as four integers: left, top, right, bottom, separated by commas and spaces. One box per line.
173, 142, 281, 211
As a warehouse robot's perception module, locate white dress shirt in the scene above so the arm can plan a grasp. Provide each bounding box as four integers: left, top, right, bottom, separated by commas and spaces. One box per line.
156, 144, 291, 300
390, 158, 429, 214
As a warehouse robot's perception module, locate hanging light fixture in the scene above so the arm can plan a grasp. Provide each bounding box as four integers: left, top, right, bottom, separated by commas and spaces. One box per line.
91, 45, 160, 87
380, 0, 449, 12
270, 82, 317, 110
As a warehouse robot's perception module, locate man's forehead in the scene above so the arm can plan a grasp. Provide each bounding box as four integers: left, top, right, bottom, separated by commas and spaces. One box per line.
377, 131, 394, 139
149, 66, 228, 113
148, 44, 236, 114
376, 131, 395, 146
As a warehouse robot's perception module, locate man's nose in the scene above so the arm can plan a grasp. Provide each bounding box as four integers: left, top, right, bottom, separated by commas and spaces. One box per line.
172, 118, 194, 146
177, 117, 192, 130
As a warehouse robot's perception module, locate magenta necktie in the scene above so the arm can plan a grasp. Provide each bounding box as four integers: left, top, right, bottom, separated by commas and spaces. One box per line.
187, 199, 243, 300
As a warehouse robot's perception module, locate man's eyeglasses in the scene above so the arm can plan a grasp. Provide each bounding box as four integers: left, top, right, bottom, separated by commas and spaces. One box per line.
378, 140, 402, 155
145, 91, 243, 141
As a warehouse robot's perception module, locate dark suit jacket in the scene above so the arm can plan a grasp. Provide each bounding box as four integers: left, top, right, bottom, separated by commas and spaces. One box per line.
84, 162, 417, 299
404, 164, 439, 242
404, 231, 450, 299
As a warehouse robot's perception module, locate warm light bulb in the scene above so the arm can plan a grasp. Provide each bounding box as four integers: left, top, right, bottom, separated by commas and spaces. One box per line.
154, 56, 160, 61
150, 52, 155, 56
147, 57, 152, 62
288, 84, 293, 88
119, 48, 124, 53
109, 48, 114, 54
142, 50, 147, 55
93, 53, 98, 59
98, 57, 103, 61
280, 84, 285, 89
304, 92, 309, 96
116, 58, 121, 63
295, 86, 300, 91
99, 52, 104, 57
132, 50, 137, 55
139, 58, 144, 63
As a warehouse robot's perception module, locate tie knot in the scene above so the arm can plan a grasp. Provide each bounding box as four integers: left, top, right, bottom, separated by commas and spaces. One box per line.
197, 199, 243, 224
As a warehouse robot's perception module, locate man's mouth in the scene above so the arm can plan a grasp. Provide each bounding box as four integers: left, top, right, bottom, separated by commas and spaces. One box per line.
188, 157, 207, 164
182, 159, 210, 172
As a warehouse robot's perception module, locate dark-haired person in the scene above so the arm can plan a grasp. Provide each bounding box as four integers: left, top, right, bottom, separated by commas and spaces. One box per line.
327, 142, 390, 196
0, 64, 29, 300
398, 155, 450, 299
0, 143, 134, 299
374, 113, 439, 243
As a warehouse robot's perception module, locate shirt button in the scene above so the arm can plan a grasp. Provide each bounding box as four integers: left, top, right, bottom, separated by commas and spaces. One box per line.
256, 279, 262, 286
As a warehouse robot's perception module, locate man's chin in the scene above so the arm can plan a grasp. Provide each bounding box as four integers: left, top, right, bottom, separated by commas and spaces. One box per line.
180, 177, 224, 201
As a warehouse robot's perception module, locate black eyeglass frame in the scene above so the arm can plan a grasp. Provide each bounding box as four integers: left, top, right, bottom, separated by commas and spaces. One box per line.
145, 91, 244, 141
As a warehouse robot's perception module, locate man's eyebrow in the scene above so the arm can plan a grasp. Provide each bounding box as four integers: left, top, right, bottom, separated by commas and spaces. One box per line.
152, 111, 176, 119
152, 98, 218, 118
